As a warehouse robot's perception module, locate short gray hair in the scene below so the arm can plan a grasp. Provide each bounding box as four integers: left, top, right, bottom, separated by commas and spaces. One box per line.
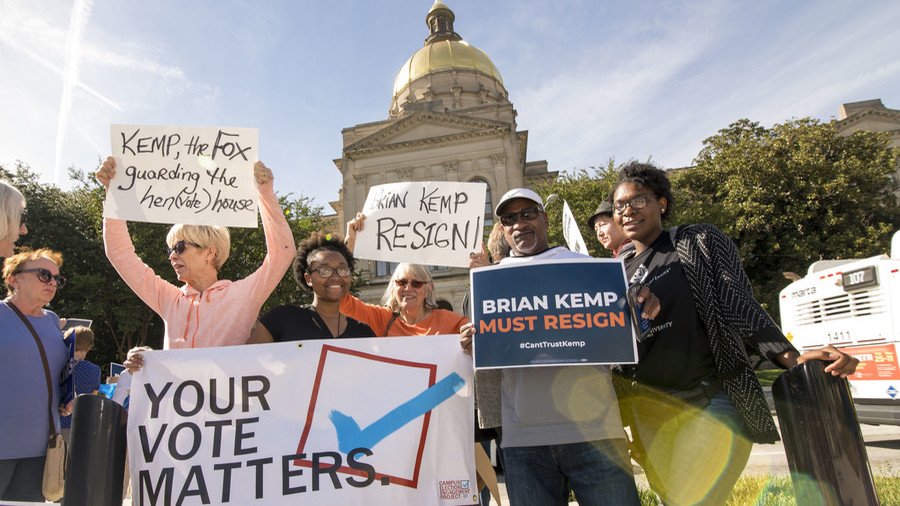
166, 224, 231, 270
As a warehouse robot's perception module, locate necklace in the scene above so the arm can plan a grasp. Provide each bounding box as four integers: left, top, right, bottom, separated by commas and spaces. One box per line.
312, 305, 342, 338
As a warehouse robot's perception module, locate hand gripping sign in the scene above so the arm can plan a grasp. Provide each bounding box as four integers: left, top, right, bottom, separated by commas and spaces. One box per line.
105, 124, 259, 227
471, 258, 639, 369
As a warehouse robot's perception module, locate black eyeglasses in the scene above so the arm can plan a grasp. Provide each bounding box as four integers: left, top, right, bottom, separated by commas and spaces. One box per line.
395, 278, 426, 289
16, 268, 66, 289
499, 205, 544, 227
309, 265, 351, 278
613, 195, 653, 214
19, 208, 27, 228
165, 240, 201, 256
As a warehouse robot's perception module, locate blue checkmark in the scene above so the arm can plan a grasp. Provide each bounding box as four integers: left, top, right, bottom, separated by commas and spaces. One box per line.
329, 372, 466, 454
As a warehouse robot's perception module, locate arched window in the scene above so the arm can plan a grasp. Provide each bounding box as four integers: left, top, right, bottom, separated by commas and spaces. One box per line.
469, 177, 493, 226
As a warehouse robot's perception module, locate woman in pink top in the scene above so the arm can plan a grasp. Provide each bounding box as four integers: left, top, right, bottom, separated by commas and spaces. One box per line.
95, 157, 296, 357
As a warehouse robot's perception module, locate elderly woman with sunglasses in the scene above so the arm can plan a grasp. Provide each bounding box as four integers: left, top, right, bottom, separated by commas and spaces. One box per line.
0, 181, 28, 258
95, 157, 296, 363
0, 248, 69, 501
343, 214, 468, 337
249, 231, 375, 343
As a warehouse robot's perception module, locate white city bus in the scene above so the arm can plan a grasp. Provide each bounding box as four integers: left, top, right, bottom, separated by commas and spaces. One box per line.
779, 231, 900, 425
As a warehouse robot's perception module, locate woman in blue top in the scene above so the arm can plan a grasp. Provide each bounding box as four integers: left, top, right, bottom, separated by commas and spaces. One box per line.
0, 248, 69, 502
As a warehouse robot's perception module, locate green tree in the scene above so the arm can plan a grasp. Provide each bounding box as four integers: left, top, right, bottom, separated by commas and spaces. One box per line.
671, 118, 900, 315
534, 161, 620, 257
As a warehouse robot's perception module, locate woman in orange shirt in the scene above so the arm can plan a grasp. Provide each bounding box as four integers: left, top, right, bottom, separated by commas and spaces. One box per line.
340, 262, 468, 337
342, 213, 468, 336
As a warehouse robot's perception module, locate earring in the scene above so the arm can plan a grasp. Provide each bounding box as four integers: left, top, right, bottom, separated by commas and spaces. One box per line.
661, 208, 666, 213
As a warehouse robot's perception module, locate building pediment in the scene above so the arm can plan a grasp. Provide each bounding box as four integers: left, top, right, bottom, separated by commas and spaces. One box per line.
344, 111, 510, 159
836, 106, 900, 132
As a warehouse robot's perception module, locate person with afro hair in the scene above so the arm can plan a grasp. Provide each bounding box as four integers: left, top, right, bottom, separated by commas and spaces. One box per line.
250, 231, 374, 342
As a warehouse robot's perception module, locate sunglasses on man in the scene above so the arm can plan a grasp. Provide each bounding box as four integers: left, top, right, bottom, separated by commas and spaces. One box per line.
15, 268, 66, 289
499, 205, 544, 227
165, 240, 202, 256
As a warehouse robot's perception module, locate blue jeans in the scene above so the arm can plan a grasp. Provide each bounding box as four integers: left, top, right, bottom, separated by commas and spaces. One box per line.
502, 439, 639, 506
631, 391, 753, 505
0, 456, 46, 502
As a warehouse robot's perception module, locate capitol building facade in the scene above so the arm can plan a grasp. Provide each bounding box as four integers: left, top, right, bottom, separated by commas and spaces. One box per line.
324, 1, 557, 311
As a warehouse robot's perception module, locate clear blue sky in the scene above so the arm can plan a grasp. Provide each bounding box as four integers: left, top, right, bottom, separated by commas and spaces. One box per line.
2, 0, 898, 212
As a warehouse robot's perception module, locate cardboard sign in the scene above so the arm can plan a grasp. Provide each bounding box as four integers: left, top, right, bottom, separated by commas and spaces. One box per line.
471, 258, 639, 369
104, 124, 259, 227
562, 201, 589, 256
353, 182, 486, 268
128, 336, 477, 505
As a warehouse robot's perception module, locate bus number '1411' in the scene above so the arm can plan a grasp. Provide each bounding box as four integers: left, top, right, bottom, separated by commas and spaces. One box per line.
827, 330, 851, 342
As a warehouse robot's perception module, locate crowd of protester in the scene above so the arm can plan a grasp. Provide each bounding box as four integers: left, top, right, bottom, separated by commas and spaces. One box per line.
0, 158, 859, 505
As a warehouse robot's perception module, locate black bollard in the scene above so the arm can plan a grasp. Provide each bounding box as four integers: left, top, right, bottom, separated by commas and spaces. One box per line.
772, 359, 879, 506
63, 394, 129, 506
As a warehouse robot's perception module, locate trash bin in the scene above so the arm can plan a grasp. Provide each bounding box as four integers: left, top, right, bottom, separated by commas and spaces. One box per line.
772, 359, 879, 506
64, 394, 128, 506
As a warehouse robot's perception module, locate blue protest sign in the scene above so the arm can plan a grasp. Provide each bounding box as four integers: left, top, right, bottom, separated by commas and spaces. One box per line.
471, 258, 639, 369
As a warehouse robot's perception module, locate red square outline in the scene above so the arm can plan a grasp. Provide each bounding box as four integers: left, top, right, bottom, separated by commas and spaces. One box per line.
293, 344, 438, 488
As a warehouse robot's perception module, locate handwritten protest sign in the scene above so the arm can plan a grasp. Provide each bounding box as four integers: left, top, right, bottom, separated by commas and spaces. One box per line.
470, 258, 639, 369
562, 200, 589, 255
353, 182, 486, 268
128, 336, 477, 506
104, 124, 259, 227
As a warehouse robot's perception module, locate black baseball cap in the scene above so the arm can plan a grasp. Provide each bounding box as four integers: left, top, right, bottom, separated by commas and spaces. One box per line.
586, 201, 614, 229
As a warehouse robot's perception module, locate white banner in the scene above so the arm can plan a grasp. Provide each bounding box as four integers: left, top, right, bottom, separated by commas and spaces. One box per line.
562, 200, 589, 255
354, 182, 486, 268
105, 124, 259, 227
128, 336, 477, 506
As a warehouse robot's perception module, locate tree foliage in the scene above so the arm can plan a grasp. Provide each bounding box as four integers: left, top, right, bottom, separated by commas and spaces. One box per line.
671, 118, 899, 314
534, 161, 620, 258
1, 162, 325, 373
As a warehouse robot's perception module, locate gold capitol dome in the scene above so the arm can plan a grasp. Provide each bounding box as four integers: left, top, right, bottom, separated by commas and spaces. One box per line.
390, 1, 508, 117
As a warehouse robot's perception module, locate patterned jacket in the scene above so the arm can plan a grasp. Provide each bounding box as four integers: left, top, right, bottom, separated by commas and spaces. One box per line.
672, 223, 796, 443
